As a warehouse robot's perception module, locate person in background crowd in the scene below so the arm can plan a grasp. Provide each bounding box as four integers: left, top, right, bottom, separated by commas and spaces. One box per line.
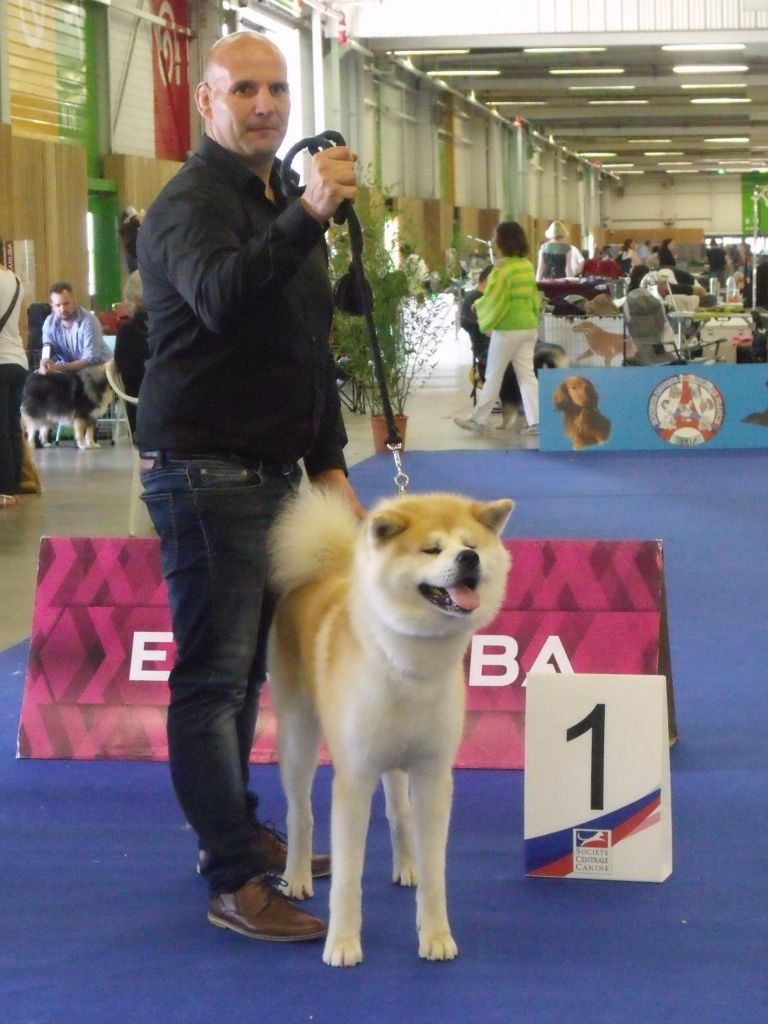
40, 283, 112, 373
657, 238, 678, 269
136, 30, 363, 944
705, 237, 729, 286
119, 207, 144, 275
0, 239, 28, 505
459, 264, 522, 429
455, 220, 540, 436
617, 239, 640, 274
536, 220, 584, 280
113, 271, 148, 434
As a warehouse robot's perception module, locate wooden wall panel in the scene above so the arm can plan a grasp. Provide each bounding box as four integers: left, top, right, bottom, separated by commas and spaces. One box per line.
457, 206, 479, 242
604, 227, 705, 245
478, 208, 500, 242
9, 134, 88, 302
0, 124, 13, 241
103, 154, 183, 219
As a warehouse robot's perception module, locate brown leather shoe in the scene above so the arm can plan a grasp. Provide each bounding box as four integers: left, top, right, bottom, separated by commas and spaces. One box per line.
197, 824, 331, 878
207, 875, 327, 941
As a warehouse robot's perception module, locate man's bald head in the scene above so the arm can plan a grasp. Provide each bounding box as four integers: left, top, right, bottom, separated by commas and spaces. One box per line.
195, 31, 291, 178
203, 31, 285, 83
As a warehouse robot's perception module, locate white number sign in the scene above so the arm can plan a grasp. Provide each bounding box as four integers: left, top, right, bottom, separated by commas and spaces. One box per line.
524, 673, 672, 883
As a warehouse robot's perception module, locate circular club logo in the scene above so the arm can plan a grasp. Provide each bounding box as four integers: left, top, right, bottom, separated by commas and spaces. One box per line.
648, 373, 725, 447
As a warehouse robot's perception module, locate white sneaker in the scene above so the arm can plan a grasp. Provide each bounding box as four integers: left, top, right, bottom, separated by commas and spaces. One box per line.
519, 424, 540, 436
454, 416, 486, 434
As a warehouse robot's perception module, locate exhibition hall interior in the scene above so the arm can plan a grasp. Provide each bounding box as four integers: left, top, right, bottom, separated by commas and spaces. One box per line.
1, 2, 766, 1022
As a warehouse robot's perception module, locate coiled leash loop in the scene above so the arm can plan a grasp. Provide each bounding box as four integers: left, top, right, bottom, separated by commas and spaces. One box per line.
280, 131, 409, 494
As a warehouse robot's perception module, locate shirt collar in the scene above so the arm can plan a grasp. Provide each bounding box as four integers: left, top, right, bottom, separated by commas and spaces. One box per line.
197, 134, 286, 202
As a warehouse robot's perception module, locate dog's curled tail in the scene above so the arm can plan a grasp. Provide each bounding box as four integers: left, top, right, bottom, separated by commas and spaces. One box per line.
269, 486, 359, 594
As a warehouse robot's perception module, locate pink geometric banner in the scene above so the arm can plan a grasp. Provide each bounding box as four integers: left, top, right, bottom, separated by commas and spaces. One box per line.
17, 537, 671, 769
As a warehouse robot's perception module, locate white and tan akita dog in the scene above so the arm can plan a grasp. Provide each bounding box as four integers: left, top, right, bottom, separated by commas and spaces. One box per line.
268, 487, 513, 966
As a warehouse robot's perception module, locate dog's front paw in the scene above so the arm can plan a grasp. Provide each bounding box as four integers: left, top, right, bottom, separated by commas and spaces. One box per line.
392, 859, 417, 887
419, 930, 458, 962
323, 934, 363, 967
281, 873, 313, 900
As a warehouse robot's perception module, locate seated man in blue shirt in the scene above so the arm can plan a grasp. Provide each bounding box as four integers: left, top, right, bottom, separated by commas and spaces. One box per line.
40, 281, 112, 374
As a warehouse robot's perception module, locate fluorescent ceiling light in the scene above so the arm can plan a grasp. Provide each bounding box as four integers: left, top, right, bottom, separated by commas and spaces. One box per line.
588, 100, 648, 106
550, 67, 624, 75
705, 136, 750, 143
644, 151, 684, 156
577, 151, 617, 157
690, 97, 751, 104
658, 161, 693, 166
673, 64, 749, 74
617, 170, 644, 175
392, 49, 470, 56
488, 100, 547, 107
602, 163, 635, 168
680, 82, 746, 90
627, 138, 672, 143
569, 85, 635, 92
662, 43, 745, 52
426, 69, 500, 77
666, 169, 699, 174
524, 47, 606, 54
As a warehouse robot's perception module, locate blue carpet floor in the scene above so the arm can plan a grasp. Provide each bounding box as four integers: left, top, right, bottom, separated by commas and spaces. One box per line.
1, 448, 766, 1024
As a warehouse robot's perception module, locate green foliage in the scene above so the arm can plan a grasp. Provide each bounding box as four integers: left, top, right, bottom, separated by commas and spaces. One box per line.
329, 186, 446, 416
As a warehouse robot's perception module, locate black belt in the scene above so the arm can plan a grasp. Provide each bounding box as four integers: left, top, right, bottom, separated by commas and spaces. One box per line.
140, 450, 297, 476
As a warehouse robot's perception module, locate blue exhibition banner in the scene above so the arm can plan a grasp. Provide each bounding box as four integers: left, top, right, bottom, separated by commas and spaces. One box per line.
539, 364, 768, 452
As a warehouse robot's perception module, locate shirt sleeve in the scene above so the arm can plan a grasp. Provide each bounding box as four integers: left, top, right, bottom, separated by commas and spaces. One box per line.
303, 348, 349, 478
78, 312, 106, 364
567, 246, 585, 277
475, 267, 505, 333
141, 186, 327, 336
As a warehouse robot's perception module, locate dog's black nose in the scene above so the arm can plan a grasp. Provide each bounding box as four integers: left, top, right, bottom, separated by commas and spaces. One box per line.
456, 549, 479, 569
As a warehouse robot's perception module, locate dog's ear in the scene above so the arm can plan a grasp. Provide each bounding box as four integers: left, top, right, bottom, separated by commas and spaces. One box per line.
369, 511, 409, 543
553, 382, 568, 409
473, 498, 514, 535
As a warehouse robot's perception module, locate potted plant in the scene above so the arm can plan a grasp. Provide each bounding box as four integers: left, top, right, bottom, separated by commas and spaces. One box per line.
329, 186, 448, 450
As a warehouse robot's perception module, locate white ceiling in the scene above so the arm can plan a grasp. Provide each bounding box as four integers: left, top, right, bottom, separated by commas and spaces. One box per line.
344, 28, 768, 178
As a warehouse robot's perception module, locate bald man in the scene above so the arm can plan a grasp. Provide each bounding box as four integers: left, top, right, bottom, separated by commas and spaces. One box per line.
136, 31, 362, 943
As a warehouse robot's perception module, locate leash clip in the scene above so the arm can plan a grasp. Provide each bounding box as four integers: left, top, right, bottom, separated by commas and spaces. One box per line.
388, 445, 409, 494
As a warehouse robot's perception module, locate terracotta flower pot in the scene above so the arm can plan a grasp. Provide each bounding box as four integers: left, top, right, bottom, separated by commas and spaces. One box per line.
370, 413, 407, 454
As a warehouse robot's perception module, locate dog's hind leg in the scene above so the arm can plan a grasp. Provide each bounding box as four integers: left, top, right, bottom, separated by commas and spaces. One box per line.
383, 770, 417, 886
410, 762, 458, 961
275, 692, 321, 901
324, 769, 377, 967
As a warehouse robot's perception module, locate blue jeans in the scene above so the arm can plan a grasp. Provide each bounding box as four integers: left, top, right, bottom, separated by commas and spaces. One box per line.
140, 453, 302, 895
0, 363, 27, 494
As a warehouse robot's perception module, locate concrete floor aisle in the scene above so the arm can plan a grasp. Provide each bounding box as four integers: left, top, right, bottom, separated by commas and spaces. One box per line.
0, 320, 538, 649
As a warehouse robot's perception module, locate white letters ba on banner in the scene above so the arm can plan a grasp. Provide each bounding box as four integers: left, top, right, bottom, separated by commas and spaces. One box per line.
468, 634, 573, 687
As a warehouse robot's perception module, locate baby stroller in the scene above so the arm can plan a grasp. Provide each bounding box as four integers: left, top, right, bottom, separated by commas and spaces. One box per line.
623, 287, 683, 365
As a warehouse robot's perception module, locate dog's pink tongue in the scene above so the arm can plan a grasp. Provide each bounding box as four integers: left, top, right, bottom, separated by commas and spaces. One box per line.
447, 584, 480, 611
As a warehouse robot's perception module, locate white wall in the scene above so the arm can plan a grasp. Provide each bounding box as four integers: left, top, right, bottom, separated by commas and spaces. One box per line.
604, 174, 745, 234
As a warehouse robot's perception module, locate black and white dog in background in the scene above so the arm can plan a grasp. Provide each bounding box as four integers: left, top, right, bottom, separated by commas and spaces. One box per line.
21, 365, 113, 450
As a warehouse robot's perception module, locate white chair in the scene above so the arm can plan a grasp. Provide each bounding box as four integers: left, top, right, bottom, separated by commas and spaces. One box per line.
104, 359, 153, 536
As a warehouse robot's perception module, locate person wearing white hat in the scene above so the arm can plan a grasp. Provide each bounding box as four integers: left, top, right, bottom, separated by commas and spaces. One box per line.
536, 221, 584, 281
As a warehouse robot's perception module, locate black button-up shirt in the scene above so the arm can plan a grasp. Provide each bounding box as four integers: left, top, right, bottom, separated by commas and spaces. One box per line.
135, 134, 348, 476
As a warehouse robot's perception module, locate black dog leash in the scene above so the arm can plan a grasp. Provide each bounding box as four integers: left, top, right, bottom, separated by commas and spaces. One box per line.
280, 131, 409, 494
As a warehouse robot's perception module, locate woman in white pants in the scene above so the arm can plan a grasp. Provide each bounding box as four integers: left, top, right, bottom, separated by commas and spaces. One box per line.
455, 220, 540, 435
